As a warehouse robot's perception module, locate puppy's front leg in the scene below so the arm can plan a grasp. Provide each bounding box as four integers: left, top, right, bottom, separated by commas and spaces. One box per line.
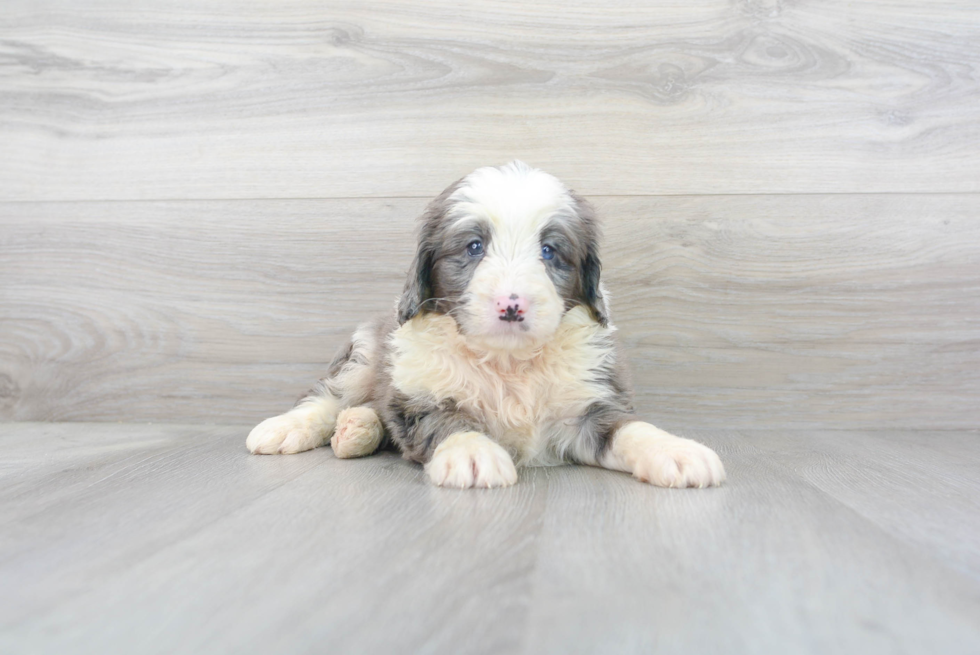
425, 431, 518, 489
393, 402, 517, 489
602, 421, 726, 488
247, 396, 340, 455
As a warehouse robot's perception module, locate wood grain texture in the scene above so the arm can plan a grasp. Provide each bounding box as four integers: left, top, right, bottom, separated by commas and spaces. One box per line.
2, 0, 979, 200
749, 429, 980, 581
523, 430, 980, 655
2, 194, 978, 428
1, 422, 979, 654
0, 423, 546, 655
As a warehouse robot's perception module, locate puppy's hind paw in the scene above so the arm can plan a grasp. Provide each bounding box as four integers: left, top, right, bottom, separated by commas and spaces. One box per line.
425, 432, 518, 489
330, 406, 383, 458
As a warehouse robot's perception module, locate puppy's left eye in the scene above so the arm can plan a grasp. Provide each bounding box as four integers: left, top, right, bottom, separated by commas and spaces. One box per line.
541, 244, 556, 261
467, 240, 484, 257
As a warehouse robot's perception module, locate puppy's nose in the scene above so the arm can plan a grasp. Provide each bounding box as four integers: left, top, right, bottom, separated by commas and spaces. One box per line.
495, 294, 527, 323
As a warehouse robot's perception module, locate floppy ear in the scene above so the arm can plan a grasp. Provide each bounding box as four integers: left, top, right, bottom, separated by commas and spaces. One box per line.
397, 179, 463, 325
397, 241, 434, 324
581, 242, 608, 327
571, 193, 609, 327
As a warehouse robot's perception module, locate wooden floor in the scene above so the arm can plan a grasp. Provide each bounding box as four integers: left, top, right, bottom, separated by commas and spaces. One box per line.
2, 422, 978, 654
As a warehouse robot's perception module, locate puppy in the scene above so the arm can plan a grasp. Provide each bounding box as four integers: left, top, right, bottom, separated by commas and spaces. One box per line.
247, 161, 725, 489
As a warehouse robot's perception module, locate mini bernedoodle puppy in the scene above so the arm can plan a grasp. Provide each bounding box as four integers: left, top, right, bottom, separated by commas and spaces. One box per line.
247, 161, 726, 489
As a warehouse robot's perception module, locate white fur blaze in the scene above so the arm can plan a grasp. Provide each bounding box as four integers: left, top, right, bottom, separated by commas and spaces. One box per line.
246, 397, 340, 455
330, 406, 383, 459
603, 421, 726, 488
425, 431, 518, 489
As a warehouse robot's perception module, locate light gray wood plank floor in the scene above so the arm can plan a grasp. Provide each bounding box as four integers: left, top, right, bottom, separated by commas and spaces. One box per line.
2, 422, 978, 654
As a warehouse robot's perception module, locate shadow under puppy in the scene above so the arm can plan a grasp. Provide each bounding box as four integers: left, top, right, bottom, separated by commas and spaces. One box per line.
247, 161, 725, 489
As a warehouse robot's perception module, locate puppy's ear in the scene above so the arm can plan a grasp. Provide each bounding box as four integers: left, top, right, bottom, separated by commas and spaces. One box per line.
397, 242, 434, 324
572, 193, 609, 327
581, 242, 609, 327
397, 179, 462, 325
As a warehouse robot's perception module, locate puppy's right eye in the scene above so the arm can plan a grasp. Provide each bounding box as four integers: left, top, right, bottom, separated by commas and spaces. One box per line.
466, 240, 484, 257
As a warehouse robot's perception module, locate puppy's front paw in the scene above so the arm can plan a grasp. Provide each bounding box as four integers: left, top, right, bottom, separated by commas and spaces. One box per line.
633, 438, 725, 488
425, 432, 518, 489
246, 408, 327, 455
608, 422, 726, 488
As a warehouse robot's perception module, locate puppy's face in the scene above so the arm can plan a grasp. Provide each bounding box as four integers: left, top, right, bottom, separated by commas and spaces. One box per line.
399, 161, 607, 351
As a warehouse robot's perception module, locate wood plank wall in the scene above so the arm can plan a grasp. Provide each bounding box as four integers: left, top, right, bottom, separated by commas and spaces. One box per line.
2, 1, 978, 429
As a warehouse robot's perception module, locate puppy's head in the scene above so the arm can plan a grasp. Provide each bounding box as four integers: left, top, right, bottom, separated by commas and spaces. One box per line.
398, 160, 608, 350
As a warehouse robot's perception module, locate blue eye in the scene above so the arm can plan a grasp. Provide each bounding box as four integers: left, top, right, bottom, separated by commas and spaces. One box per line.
467, 240, 484, 256
541, 244, 556, 260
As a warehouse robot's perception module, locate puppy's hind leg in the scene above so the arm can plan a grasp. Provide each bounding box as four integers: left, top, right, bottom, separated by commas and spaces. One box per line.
248, 323, 381, 455
331, 406, 384, 458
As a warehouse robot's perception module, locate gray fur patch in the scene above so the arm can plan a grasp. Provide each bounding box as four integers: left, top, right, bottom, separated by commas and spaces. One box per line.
381, 394, 480, 463
397, 179, 474, 324
546, 192, 608, 327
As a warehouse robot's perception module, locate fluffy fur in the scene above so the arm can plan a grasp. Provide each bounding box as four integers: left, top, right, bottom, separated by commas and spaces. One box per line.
247, 161, 725, 489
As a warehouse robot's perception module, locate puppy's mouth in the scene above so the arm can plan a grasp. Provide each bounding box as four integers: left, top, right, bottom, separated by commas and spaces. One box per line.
503, 319, 532, 333
467, 310, 534, 338
453, 295, 546, 347
476, 318, 534, 346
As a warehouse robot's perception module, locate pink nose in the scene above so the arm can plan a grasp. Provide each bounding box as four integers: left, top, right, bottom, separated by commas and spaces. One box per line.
495, 294, 527, 323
